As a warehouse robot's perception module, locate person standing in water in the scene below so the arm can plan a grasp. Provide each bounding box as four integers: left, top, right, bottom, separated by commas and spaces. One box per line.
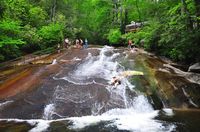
128, 39, 132, 49
75, 39, 79, 48
84, 38, 88, 49
79, 38, 83, 49
57, 43, 61, 53
64, 38, 69, 48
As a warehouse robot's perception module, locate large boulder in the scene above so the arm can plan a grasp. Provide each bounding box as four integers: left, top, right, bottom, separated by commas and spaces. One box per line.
188, 63, 200, 73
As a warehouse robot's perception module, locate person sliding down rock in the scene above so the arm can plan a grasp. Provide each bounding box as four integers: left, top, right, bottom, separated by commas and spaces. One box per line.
110, 70, 144, 87
110, 76, 121, 87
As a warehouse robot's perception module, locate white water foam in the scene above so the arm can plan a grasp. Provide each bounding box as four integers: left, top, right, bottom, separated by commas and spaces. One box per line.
68, 108, 175, 131
43, 104, 55, 120
28, 120, 50, 132
132, 95, 154, 113
162, 108, 174, 116
0, 100, 13, 109
57, 46, 123, 85
66, 95, 175, 131
0, 107, 175, 132
51, 59, 57, 65
73, 51, 119, 80
72, 57, 81, 61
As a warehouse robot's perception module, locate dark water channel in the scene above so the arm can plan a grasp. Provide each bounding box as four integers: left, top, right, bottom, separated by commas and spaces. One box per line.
0, 46, 200, 132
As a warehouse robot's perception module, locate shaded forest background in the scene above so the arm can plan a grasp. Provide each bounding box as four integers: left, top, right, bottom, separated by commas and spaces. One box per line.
0, 0, 200, 64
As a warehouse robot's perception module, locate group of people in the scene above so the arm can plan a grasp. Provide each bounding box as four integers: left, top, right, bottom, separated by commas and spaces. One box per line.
63, 38, 88, 49
75, 38, 88, 49
57, 38, 145, 88
57, 38, 88, 53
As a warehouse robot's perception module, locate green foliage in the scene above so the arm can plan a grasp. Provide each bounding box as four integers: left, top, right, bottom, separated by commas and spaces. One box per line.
107, 29, 122, 44
0, 44, 21, 61
0, 19, 25, 61
21, 25, 41, 45
122, 20, 160, 48
29, 6, 47, 27
0, 0, 199, 64
0, 37, 25, 46
71, 0, 113, 43
33, 47, 55, 55
38, 23, 64, 47
0, 20, 25, 47
3, 0, 31, 24
0, 1, 5, 18
0, 20, 21, 34
123, 0, 200, 63
0, 54, 5, 62
20, 25, 41, 53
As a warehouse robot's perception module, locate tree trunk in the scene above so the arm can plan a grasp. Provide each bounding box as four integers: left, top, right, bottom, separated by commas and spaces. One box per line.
50, 0, 57, 22
181, 0, 193, 30
112, 0, 117, 24
135, 0, 141, 22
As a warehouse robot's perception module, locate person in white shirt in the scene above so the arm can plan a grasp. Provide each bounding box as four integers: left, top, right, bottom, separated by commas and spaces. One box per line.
64, 38, 69, 48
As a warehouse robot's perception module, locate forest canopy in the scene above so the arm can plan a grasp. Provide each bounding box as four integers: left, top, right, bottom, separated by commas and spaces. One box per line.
0, 0, 200, 64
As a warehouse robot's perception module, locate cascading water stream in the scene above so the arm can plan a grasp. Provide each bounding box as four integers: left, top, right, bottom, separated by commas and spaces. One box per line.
42, 46, 175, 131
43, 104, 55, 120
0, 46, 176, 132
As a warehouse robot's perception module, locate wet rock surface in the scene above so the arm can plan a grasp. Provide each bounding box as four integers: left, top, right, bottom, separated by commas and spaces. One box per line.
188, 62, 200, 73
134, 52, 200, 109
0, 47, 200, 131
0, 121, 34, 132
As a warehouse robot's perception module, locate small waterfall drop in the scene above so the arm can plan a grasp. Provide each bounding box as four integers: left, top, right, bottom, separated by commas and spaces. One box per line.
51, 59, 57, 65
43, 104, 55, 120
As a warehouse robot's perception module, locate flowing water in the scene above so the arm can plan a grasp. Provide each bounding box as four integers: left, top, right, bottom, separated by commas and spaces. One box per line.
0, 46, 199, 131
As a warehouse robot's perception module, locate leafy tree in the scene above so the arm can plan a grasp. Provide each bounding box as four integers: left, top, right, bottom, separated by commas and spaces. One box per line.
107, 28, 122, 44
20, 25, 42, 53
3, 0, 31, 25
0, 19, 25, 61
29, 6, 47, 27
0, 20, 25, 47
0, 0, 200, 64
0, 1, 5, 19
38, 23, 64, 47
